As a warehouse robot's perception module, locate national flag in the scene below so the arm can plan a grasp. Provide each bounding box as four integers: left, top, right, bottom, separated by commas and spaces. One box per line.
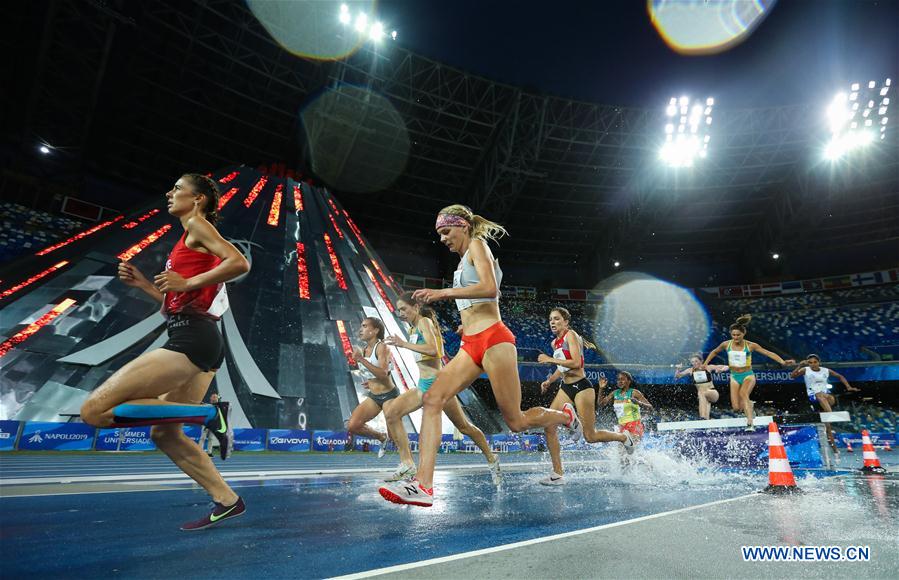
822, 275, 852, 289
762, 283, 781, 295
802, 279, 824, 292
748, 284, 762, 296
553, 288, 570, 299
851, 272, 876, 286
569, 290, 587, 301
881, 269, 897, 282
781, 280, 802, 293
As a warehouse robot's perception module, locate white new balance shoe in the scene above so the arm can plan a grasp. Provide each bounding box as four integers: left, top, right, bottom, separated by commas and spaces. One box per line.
383, 462, 416, 482
488, 457, 502, 487
562, 403, 583, 443
379, 479, 433, 507
538, 472, 565, 486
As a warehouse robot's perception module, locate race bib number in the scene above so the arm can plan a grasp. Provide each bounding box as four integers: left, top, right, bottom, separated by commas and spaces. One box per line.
728, 350, 747, 367
692, 370, 710, 384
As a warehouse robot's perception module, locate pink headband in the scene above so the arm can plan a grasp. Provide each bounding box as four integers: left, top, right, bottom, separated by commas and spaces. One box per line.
435, 213, 470, 230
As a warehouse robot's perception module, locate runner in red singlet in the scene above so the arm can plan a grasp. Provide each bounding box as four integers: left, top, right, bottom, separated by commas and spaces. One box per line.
80, 174, 250, 530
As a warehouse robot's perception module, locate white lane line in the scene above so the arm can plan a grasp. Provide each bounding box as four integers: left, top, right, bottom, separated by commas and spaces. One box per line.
332, 494, 759, 580
0, 460, 573, 487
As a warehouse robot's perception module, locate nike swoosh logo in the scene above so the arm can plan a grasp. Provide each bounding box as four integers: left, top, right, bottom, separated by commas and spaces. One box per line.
215, 409, 227, 434
209, 504, 238, 522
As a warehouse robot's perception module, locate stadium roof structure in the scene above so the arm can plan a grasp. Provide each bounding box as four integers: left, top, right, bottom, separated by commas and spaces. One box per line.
5, 0, 897, 276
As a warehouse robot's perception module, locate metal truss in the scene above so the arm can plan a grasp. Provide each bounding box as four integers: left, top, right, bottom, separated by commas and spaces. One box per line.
10, 0, 897, 279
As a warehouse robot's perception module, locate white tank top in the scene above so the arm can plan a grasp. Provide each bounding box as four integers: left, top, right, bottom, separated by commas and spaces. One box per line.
453, 246, 503, 312
359, 340, 384, 382
803, 367, 831, 396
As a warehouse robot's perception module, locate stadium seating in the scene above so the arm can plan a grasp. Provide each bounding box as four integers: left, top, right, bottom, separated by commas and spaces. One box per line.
0, 202, 85, 263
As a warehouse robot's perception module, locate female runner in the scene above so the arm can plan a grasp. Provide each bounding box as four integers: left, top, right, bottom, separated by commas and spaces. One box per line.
598, 372, 654, 445
382, 292, 502, 486
536, 307, 633, 486
379, 204, 579, 506
80, 174, 249, 530
791, 353, 860, 451
347, 317, 412, 466
674, 354, 728, 420
703, 315, 795, 429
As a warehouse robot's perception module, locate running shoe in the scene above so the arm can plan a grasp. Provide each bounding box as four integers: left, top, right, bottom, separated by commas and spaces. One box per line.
378, 437, 390, 459
379, 479, 433, 507
488, 457, 502, 487
180, 497, 246, 531
622, 430, 636, 454
204, 402, 233, 460
539, 472, 564, 486
384, 462, 417, 482
562, 403, 583, 442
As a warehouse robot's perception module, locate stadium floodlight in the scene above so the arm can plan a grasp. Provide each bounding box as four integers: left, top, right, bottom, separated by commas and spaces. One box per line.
39, 145, 50, 154
613, 261, 621, 268
825, 77, 891, 158
659, 95, 714, 167
338, 6, 396, 44
772, 253, 780, 260
369, 21, 384, 41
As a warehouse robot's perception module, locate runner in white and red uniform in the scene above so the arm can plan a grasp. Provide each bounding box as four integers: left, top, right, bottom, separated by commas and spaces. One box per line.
536, 307, 633, 486
80, 174, 250, 531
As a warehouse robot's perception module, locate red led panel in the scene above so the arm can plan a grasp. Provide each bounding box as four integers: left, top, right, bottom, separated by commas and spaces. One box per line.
0, 261, 70, 301
218, 187, 239, 210
267, 184, 283, 226
122, 208, 160, 229
117, 224, 173, 262
323, 233, 347, 290
292, 184, 304, 211
336, 320, 356, 367
327, 197, 338, 212
0, 298, 77, 358
244, 176, 268, 208
342, 210, 366, 248
296, 242, 310, 300
218, 171, 239, 184
364, 265, 394, 312
328, 213, 344, 239
35, 215, 123, 256
370, 258, 395, 291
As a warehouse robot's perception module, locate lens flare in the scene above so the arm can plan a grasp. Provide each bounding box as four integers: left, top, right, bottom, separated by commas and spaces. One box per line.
648, 0, 777, 55
301, 84, 410, 193
248, 0, 374, 61
592, 272, 710, 365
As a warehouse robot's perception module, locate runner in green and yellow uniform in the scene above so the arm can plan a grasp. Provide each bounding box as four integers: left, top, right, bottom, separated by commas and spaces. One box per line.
598, 372, 653, 450
703, 314, 795, 430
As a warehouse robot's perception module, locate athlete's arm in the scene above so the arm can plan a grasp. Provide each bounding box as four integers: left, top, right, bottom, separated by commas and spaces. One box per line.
597, 377, 613, 406
790, 366, 807, 379
703, 342, 727, 367
632, 389, 654, 411
828, 369, 859, 391
154, 217, 250, 293
118, 261, 164, 302
428, 239, 498, 302
749, 342, 795, 366
674, 366, 691, 379
541, 369, 562, 393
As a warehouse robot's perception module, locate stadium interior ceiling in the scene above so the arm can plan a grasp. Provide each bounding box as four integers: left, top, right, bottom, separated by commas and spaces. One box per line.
2, 0, 897, 289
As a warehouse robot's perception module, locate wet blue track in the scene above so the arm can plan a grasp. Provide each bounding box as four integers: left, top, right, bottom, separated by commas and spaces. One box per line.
1, 451, 896, 578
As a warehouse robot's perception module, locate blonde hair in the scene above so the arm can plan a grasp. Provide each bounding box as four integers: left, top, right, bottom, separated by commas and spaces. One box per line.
550, 307, 598, 351
439, 204, 508, 243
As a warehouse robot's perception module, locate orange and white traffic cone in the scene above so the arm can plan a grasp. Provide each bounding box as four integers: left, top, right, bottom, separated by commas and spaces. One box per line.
762, 422, 801, 494
845, 438, 854, 453
860, 430, 886, 474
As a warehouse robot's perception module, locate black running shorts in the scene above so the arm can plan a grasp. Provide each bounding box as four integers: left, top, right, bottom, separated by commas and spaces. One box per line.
161, 314, 224, 372
560, 376, 595, 401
